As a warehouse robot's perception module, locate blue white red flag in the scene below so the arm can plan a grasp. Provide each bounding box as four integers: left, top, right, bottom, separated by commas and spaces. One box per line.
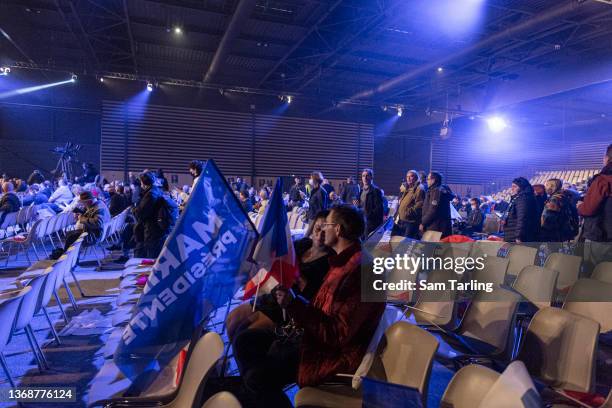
243, 177, 298, 299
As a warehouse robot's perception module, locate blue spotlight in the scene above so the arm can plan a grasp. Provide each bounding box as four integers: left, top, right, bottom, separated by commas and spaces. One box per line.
0, 78, 74, 99
487, 116, 508, 133
397, 106, 403, 117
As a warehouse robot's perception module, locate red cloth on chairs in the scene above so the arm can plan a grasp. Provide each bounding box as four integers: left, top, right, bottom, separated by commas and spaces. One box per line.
440, 235, 475, 243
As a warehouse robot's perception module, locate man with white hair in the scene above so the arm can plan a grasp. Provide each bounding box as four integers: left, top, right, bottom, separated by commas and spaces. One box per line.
49, 179, 74, 205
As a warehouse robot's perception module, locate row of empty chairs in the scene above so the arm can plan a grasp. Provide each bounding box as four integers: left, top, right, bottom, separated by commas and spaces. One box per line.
0, 234, 86, 387
1, 211, 76, 267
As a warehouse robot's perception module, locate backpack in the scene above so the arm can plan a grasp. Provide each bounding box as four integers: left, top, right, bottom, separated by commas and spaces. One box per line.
560, 192, 579, 241
157, 194, 179, 235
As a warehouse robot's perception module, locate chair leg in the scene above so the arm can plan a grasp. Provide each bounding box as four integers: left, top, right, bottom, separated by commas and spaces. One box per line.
42, 307, 62, 345
63, 278, 79, 311
23, 327, 46, 372
26, 325, 49, 370
70, 268, 86, 298
53, 290, 69, 324
0, 352, 16, 388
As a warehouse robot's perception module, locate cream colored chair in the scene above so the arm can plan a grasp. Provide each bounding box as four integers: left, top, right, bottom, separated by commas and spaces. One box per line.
295, 322, 439, 408
517, 307, 600, 393
592, 262, 612, 284
436, 287, 521, 364
91, 332, 224, 408
409, 269, 458, 330
544, 253, 582, 292
469, 240, 504, 258
441, 361, 540, 408
202, 391, 241, 408
471, 255, 509, 286
422, 230, 442, 242
562, 278, 612, 333
512, 265, 558, 309
506, 245, 537, 279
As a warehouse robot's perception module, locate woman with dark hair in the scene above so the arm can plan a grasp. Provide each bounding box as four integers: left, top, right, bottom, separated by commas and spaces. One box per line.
504, 177, 539, 243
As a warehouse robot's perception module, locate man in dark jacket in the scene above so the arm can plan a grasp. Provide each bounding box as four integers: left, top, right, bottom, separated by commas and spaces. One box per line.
288, 177, 306, 208
463, 197, 484, 235
503, 177, 538, 243
109, 185, 130, 217
578, 144, 612, 268
420, 172, 453, 238
340, 177, 360, 203
357, 168, 384, 235
307, 171, 329, 222
393, 170, 424, 238
76, 162, 98, 185
0, 182, 21, 225
133, 171, 165, 258
539, 178, 578, 242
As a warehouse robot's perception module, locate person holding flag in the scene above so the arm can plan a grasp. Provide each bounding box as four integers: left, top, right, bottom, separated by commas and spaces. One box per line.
229, 204, 384, 407
226, 209, 332, 341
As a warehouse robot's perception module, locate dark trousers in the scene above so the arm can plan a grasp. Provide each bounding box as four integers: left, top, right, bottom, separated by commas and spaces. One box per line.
392, 220, 419, 238
134, 237, 165, 259
63, 229, 84, 252
232, 329, 299, 408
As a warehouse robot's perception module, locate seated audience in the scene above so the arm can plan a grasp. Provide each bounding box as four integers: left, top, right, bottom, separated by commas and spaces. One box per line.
75, 162, 98, 185
22, 184, 48, 206
239, 190, 253, 213
109, 184, 130, 216
257, 188, 270, 214
27, 169, 45, 185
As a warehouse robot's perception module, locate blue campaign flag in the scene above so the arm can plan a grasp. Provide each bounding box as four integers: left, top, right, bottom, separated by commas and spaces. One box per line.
114, 159, 258, 388
361, 377, 423, 408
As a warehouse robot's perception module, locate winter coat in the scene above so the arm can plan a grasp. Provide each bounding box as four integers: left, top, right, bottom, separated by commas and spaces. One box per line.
504, 190, 539, 242
421, 184, 453, 237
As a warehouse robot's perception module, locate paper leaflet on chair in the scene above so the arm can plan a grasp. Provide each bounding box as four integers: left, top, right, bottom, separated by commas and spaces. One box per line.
243, 177, 298, 300
113, 159, 258, 391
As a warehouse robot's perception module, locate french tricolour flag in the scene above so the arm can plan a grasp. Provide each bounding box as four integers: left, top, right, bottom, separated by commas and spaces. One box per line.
243, 178, 298, 299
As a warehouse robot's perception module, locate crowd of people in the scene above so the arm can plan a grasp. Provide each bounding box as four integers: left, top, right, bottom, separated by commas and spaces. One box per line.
1, 145, 610, 408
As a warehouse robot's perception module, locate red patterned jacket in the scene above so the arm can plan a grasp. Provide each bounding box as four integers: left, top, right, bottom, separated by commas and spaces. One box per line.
287, 242, 385, 387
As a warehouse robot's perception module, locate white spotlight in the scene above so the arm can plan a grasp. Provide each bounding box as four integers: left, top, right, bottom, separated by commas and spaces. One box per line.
397, 106, 403, 117
99, 77, 104, 83
174, 26, 182, 35
286, 95, 292, 104
487, 116, 508, 132
437, 67, 443, 73
71, 74, 77, 82
146, 82, 153, 92
0, 67, 10, 76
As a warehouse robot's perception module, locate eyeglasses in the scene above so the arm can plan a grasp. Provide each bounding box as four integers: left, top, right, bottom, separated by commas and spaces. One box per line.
321, 222, 338, 229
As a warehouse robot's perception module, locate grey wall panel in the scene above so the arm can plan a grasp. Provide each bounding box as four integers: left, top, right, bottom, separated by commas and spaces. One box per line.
101, 100, 373, 181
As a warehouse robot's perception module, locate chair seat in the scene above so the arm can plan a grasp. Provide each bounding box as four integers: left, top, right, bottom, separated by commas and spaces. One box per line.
295, 384, 362, 408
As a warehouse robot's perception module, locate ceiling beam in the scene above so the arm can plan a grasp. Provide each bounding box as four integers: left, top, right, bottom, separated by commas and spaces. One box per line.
122, 0, 138, 74
256, 0, 343, 87
349, 0, 593, 102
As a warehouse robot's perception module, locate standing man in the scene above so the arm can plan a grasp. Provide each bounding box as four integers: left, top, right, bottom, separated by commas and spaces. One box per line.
578, 144, 612, 269
539, 178, 578, 242
355, 168, 384, 235
393, 170, 425, 238
133, 171, 164, 258
340, 176, 360, 204
420, 172, 453, 238
288, 176, 306, 208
